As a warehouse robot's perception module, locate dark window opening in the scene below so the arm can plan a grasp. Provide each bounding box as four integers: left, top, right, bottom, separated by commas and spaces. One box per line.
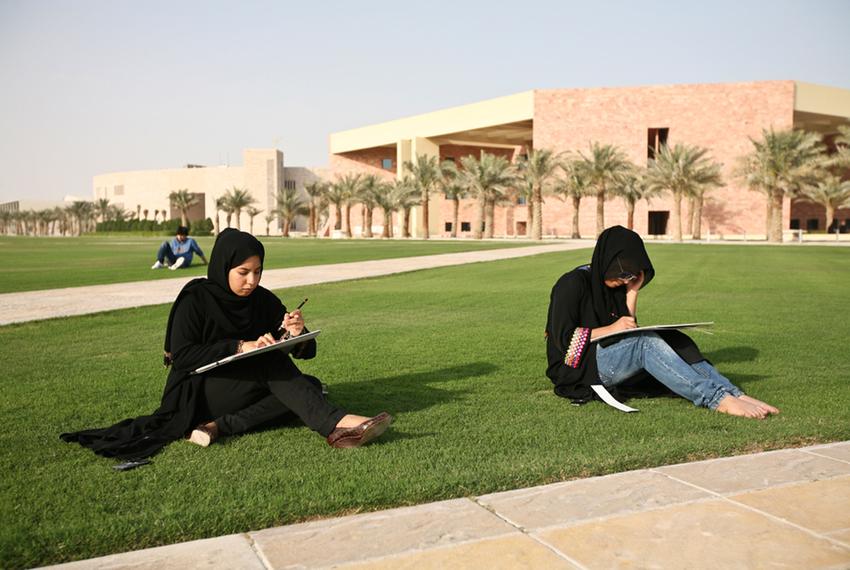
790, 219, 800, 230
516, 221, 527, 236
648, 211, 669, 235
445, 222, 452, 232
381, 158, 394, 170
647, 128, 670, 162
517, 196, 527, 205
460, 221, 471, 232
806, 218, 819, 231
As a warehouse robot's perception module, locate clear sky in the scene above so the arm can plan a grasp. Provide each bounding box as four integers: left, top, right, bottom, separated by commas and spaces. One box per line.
1, 0, 849, 202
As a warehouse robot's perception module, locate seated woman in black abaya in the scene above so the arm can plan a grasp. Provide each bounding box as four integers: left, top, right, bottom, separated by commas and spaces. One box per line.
62, 229, 392, 462
545, 225, 779, 419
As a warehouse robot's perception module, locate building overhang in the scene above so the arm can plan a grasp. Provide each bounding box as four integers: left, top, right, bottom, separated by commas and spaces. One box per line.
794, 82, 850, 134
330, 91, 534, 154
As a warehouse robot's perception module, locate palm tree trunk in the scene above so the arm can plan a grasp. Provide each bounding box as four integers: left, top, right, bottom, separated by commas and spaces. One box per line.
403, 208, 411, 238
474, 195, 485, 240
181, 211, 188, 227
334, 204, 342, 230
627, 200, 635, 230
234, 209, 242, 230
672, 191, 683, 241
595, 188, 605, 237
764, 196, 772, 239
452, 197, 459, 238
214, 212, 220, 236
692, 194, 704, 240
421, 188, 430, 239
526, 201, 533, 238
309, 204, 316, 236
532, 185, 543, 240
826, 204, 835, 235
571, 195, 582, 239
485, 199, 495, 239
364, 207, 373, 238
226, 212, 232, 228
768, 189, 785, 242
343, 204, 352, 238
382, 208, 391, 238
283, 216, 290, 237
685, 196, 695, 236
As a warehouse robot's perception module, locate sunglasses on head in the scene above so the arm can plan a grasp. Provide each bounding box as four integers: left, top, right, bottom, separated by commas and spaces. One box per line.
612, 259, 637, 282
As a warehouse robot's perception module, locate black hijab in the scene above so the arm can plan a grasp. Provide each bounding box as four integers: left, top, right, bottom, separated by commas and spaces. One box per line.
164, 228, 266, 362
588, 225, 655, 326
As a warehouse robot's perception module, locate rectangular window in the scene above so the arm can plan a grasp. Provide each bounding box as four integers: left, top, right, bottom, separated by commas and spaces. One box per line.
516, 221, 527, 236
790, 219, 800, 230
445, 222, 452, 232
381, 158, 393, 170
114, 185, 124, 196
517, 196, 527, 205
647, 128, 669, 161
460, 221, 471, 232
806, 218, 819, 231
283, 180, 296, 190
648, 211, 669, 235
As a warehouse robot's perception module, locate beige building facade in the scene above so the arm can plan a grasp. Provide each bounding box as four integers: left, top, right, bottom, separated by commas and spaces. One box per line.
92, 149, 325, 234
329, 81, 850, 239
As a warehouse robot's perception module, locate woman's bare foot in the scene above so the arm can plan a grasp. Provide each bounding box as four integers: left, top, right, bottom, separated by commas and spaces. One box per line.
739, 395, 780, 415
715, 395, 767, 419
335, 414, 372, 429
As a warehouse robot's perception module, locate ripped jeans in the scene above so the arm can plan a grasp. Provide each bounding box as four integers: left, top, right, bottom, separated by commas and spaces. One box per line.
595, 332, 743, 409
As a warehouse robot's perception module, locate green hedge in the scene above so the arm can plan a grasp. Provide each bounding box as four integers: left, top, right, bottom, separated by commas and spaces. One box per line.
95, 218, 213, 235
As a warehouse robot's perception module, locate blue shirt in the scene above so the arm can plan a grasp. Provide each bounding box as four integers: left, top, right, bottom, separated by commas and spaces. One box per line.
170, 237, 205, 264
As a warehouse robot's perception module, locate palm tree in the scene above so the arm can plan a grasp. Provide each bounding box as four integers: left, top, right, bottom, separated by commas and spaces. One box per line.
169, 189, 199, 227
735, 128, 825, 242
324, 182, 348, 235
516, 149, 563, 240
66, 201, 93, 236
801, 175, 850, 234
831, 125, 850, 169
390, 176, 420, 238
275, 186, 307, 237
304, 180, 328, 237
223, 187, 255, 231
373, 182, 396, 238
335, 173, 362, 238
213, 196, 227, 235
263, 212, 276, 236
439, 160, 465, 238
645, 143, 723, 241
554, 159, 593, 239
457, 153, 516, 239
245, 206, 263, 235
404, 154, 441, 239
142, 208, 149, 221
135, 204, 141, 221
95, 198, 111, 223
358, 174, 384, 238
579, 142, 633, 237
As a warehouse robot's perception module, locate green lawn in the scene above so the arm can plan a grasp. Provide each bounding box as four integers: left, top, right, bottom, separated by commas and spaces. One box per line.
0, 235, 538, 293
1, 245, 849, 568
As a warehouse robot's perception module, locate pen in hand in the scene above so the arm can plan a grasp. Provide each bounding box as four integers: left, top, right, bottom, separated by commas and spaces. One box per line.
279, 298, 308, 339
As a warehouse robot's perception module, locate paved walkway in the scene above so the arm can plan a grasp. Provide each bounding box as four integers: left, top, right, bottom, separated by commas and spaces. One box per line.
0, 242, 590, 326
46, 441, 850, 569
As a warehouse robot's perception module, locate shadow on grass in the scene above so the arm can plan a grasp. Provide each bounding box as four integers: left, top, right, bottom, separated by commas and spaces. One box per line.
704, 345, 760, 364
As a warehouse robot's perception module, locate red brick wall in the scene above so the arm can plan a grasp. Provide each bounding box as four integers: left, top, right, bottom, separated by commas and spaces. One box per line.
533, 81, 796, 237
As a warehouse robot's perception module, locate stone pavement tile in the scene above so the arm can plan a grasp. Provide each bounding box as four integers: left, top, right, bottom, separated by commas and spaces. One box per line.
536, 500, 850, 570
41, 534, 264, 570
657, 449, 850, 494
807, 441, 850, 463
827, 529, 850, 546
337, 535, 579, 570
478, 469, 710, 531
250, 498, 517, 569
729, 476, 850, 534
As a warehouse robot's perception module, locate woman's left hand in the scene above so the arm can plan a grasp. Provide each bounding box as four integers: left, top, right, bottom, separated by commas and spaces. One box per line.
282, 309, 305, 337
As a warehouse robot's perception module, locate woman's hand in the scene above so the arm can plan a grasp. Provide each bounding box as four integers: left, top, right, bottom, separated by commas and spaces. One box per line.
626, 270, 645, 293
590, 316, 637, 341
282, 309, 305, 337
240, 333, 277, 353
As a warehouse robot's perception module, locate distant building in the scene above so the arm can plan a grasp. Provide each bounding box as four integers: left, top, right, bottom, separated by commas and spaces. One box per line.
92, 149, 328, 235
329, 80, 850, 239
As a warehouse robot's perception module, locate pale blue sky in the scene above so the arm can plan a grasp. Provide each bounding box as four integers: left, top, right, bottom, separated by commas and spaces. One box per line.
1, 0, 849, 202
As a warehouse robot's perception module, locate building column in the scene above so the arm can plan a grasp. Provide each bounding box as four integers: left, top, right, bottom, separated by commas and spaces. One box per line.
408, 137, 440, 238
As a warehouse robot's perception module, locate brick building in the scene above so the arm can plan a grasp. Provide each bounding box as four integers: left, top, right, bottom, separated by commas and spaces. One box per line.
329, 81, 850, 239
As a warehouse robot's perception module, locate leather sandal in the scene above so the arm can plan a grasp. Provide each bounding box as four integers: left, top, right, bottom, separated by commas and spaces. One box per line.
326, 412, 392, 449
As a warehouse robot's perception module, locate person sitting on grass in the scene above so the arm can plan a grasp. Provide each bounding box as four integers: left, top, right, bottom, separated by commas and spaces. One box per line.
545, 225, 779, 419
151, 225, 208, 270
62, 228, 392, 463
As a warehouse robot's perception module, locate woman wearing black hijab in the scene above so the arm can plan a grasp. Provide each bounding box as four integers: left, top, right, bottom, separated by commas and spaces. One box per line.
545, 225, 778, 419
62, 229, 392, 462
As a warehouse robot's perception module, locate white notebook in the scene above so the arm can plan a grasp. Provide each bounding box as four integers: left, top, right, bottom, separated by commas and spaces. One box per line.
590, 322, 713, 343
192, 330, 321, 374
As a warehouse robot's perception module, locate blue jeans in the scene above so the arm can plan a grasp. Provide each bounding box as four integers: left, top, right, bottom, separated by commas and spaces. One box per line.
596, 332, 743, 409
156, 242, 191, 267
